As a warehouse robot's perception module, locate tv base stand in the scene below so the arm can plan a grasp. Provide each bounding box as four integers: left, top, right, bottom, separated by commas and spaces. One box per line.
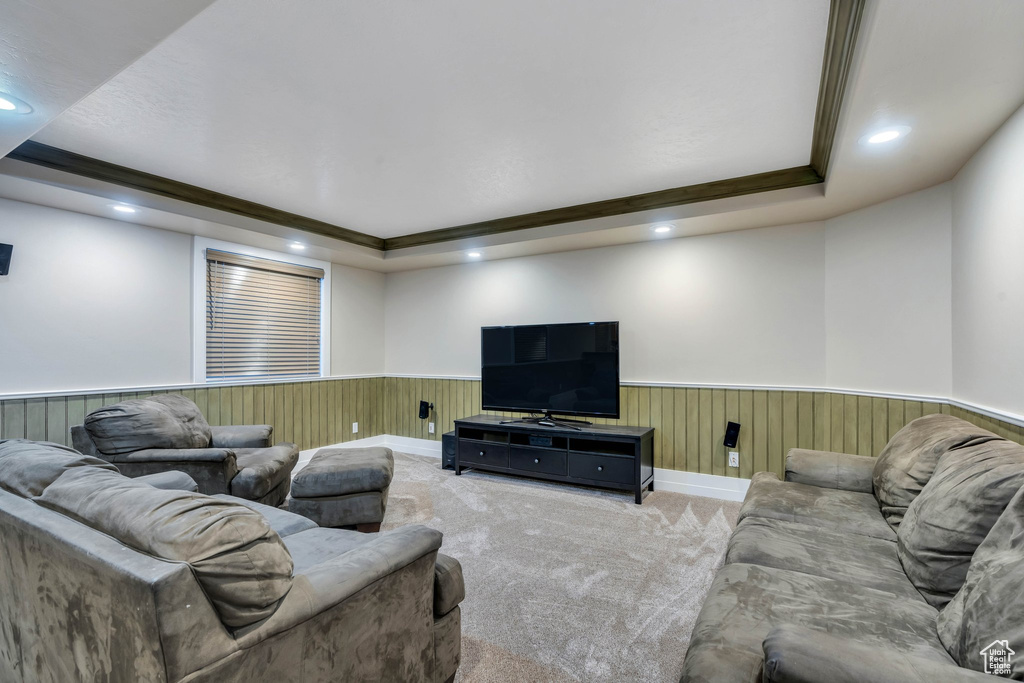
454, 414, 655, 504
499, 412, 592, 431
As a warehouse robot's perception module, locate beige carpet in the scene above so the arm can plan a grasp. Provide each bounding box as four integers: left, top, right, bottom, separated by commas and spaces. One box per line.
381, 452, 741, 683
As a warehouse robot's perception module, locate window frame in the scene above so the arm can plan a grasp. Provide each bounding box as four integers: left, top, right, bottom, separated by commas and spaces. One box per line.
192, 236, 331, 383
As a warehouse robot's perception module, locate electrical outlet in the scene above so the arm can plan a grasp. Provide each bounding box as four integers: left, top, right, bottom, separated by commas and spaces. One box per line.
428, 422, 435, 434
728, 451, 740, 468
352, 422, 358, 434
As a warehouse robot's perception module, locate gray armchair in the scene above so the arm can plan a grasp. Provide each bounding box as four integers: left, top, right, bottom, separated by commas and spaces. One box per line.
71, 393, 298, 506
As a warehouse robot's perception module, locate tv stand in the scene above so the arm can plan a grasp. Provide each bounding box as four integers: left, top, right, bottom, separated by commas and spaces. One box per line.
454, 414, 655, 504
499, 412, 592, 431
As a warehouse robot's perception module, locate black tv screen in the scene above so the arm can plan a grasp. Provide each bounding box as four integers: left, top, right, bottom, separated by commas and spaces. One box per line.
481, 321, 620, 418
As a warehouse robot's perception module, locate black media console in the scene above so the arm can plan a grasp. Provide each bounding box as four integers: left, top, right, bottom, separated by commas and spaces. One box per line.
453, 414, 655, 504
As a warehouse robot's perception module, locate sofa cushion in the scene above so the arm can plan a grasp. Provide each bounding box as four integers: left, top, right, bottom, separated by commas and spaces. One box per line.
37, 466, 293, 628
898, 438, 1024, 608
738, 471, 895, 540
680, 563, 948, 683
762, 625, 982, 683
282, 527, 376, 573
872, 415, 1004, 530
230, 444, 299, 500
212, 493, 317, 538
937, 485, 1024, 673
84, 394, 212, 455
0, 439, 117, 498
726, 516, 919, 599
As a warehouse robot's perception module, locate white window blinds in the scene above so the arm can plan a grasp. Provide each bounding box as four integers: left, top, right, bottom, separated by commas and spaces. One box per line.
205, 249, 324, 381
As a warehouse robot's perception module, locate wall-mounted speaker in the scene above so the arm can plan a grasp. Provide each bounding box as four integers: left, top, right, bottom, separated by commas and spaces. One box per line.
419, 400, 434, 419
0, 244, 12, 276
724, 421, 741, 448
441, 431, 457, 470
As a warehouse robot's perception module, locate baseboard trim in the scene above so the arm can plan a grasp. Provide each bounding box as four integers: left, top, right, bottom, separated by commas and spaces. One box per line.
299, 435, 747, 502
652, 468, 750, 502
379, 435, 444, 458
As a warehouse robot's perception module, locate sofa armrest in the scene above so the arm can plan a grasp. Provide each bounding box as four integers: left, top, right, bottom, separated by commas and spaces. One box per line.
300, 524, 443, 612
210, 425, 273, 449
784, 448, 875, 493
114, 447, 236, 464
234, 524, 444, 646
134, 470, 199, 492
762, 626, 989, 683
433, 553, 465, 617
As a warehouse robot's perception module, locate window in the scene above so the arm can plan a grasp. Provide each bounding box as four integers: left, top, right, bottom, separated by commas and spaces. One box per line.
204, 248, 325, 381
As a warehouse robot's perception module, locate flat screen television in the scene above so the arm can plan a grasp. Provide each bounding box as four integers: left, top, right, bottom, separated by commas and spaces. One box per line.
481, 321, 619, 419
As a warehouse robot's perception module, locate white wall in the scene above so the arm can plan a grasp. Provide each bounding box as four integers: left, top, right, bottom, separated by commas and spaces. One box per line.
952, 102, 1024, 415
385, 222, 829, 386
0, 198, 193, 394
330, 262, 386, 376
824, 183, 953, 397
386, 191, 959, 398
0, 198, 388, 395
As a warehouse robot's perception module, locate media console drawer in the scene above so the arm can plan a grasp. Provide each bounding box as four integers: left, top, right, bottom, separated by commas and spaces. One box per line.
568, 452, 634, 485
510, 446, 567, 476
459, 440, 509, 468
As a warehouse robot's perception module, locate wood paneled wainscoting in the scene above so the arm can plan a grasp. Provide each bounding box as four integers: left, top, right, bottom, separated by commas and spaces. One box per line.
0, 377, 384, 452
3, 376, 1023, 481
382, 377, 1024, 479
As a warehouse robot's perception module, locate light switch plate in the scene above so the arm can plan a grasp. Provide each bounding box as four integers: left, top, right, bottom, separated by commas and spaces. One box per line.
728, 451, 739, 468
428, 422, 435, 434
352, 422, 358, 434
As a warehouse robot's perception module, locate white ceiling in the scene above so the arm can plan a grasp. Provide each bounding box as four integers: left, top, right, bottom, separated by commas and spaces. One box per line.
0, 0, 215, 157
32, 0, 828, 238
3, 0, 1024, 272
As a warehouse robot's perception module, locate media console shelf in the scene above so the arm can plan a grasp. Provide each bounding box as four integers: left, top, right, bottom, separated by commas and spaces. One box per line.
454, 414, 655, 504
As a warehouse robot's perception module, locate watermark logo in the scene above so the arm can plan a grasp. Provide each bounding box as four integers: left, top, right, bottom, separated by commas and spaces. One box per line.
980, 640, 1015, 676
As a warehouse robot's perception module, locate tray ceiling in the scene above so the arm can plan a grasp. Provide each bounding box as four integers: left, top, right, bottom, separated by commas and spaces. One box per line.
32, 0, 829, 239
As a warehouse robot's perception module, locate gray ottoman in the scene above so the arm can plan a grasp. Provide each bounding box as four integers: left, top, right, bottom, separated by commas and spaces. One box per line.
289, 447, 394, 532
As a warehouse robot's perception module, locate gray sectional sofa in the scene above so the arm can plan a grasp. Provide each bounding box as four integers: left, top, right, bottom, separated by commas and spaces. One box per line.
681, 414, 1024, 682
0, 438, 464, 683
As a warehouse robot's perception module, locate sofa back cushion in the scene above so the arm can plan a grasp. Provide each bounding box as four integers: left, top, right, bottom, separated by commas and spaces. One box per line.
872, 415, 1003, 529
84, 394, 212, 455
37, 466, 293, 628
0, 439, 118, 498
937, 484, 1024, 673
897, 438, 1024, 608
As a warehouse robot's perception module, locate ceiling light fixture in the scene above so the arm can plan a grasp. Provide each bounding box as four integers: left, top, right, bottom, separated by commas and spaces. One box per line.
290, 242, 306, 250
0, 93, 32, 114
111, 204, 136, 214
467, 252, 482, 258
652, 224, 674, 234
860, 125, 911, 146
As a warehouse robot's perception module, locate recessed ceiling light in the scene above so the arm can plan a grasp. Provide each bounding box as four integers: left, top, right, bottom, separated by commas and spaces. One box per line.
111, 204, 136, 214
0, 93, 32, 114
860, 125, 911, 146
868, 130, 900, 144
467, 252, 482, 258
290, 242, 306, 250
652, 224, 674, 234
